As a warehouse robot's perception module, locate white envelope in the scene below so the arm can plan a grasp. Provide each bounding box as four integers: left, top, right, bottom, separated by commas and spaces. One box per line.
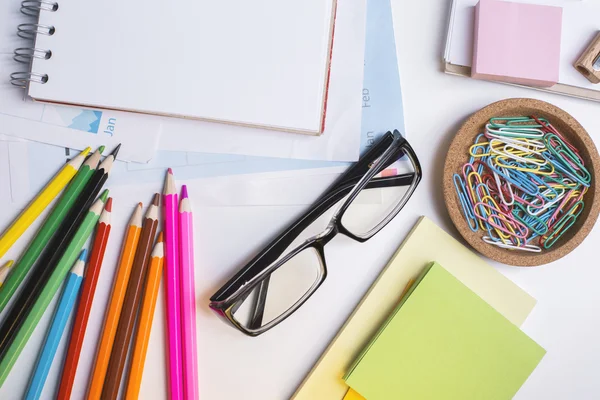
0, 134, 29, 206
0, 137, 347, 208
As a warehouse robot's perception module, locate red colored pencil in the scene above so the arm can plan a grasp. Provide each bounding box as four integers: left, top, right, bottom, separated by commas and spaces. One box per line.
56, 198, 113, 400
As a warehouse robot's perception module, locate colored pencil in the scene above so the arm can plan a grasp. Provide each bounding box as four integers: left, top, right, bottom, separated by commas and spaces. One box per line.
0, 191, 108, 386
24, 251, 86, 400
56, 198, 113, 400
0, 146, 118, 360
0, 146, 104, 314
0, 261, 14, 289
102, 194, 160, 400
124, 233, 165, 400
164, 168, 184, 400
0, 147, 90, 260
87, 202, 143, 400
179, 185, 199, 400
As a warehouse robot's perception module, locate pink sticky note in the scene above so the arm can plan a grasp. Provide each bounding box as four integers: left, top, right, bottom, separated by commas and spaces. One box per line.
472, 0, 562, 87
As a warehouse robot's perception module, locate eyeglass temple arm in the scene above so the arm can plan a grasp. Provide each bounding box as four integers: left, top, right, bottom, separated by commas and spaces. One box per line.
248, 275, 270, 329
322, 132, 398, 194
328, 138, 420, 194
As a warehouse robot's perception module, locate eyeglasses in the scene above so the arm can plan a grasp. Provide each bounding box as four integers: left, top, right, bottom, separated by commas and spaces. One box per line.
209, 130, 422, 336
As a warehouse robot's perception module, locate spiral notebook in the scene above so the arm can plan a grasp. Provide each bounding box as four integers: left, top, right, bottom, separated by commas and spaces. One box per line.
15, 0, 337, 135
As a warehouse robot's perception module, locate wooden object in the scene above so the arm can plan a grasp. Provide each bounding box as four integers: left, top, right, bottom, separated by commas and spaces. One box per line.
443, 98, 600, 267
574, 31, 600, 84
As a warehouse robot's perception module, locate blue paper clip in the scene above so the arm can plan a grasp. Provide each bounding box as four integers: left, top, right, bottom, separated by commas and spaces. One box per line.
453, 174, 478, 232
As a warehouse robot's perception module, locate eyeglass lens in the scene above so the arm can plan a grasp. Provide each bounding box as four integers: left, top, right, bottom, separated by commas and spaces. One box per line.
231, 247, 325, 330
342, 151, 418, 238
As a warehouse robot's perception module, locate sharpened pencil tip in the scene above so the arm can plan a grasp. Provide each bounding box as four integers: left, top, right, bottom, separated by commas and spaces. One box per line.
157, 232, 164, 243
100, 189, 109, 202
79, 249, 88, 261
138, 202, 143, 208
98, 145, 106, 154
81, 147, 92, 156
181, 185, 189, 199
2, 260, 14, 269
105, 197, 113, 212
152, 193, 160, 206
163, 168, 177, 195
110, 144, 122, 158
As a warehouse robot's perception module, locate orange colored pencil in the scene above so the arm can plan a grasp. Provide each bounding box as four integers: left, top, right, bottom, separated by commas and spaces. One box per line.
86, 203, 143, 400
124, 233, 165, 400
56, 198, 113, 400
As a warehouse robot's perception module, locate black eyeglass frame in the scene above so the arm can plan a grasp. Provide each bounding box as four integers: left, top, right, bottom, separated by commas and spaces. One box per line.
209, 130, 422, 336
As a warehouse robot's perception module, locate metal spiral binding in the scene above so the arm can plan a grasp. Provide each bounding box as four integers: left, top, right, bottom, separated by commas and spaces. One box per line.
10, 0, 58, 89
10, 72, 49, 88
17, 23, 55, 39
21, 0, 58, 17
13, 48, 52, 63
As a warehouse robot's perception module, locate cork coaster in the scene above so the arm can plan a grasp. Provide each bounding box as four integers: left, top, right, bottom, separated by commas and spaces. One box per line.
443, 98, 600, 266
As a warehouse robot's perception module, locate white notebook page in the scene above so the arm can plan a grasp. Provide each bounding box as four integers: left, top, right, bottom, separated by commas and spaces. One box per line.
29, 0, 336, 134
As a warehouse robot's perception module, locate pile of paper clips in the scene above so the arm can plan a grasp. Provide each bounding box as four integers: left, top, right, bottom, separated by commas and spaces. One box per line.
453, 116, 591, 253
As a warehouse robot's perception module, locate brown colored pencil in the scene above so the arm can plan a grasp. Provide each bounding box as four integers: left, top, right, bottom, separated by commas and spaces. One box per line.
101, 194, 160, 400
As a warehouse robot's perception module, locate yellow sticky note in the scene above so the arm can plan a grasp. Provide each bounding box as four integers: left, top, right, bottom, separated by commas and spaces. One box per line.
343, 388, 365, 400
292, 216, 537, 400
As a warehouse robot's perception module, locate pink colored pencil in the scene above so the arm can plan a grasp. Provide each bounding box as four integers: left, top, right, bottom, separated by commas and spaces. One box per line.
179, 185, 199, 400
163, 169, 183, 400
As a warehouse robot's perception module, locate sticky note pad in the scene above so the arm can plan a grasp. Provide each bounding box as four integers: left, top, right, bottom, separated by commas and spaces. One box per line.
344, 263, 546, 400
292, 217, 536, 400
343, 389, 365, 400
472, 0, 562, 87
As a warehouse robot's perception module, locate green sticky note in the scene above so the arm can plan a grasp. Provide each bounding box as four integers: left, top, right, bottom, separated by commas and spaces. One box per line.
344, 263, 546, 400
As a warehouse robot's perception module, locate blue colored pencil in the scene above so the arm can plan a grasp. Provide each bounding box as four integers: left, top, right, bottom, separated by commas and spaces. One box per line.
24, 250, 86, 400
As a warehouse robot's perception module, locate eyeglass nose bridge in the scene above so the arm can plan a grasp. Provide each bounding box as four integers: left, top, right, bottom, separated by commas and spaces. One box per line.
313, 218, 341, 246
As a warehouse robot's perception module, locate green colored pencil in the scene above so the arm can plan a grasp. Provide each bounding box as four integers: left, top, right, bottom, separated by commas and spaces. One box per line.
0, 147, 104, 313
0, 190, 108, 386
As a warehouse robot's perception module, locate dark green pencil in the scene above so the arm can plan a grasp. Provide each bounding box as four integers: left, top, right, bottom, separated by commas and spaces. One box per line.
0, 145, 119, 360
0, 146, 104, 313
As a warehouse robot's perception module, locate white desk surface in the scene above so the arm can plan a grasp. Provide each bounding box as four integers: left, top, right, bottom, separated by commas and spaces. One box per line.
2, 0, 600, 399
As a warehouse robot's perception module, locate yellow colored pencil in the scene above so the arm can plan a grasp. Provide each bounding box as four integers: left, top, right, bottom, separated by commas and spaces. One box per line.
0, 147, 90, 259
0, 261, 14, 289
